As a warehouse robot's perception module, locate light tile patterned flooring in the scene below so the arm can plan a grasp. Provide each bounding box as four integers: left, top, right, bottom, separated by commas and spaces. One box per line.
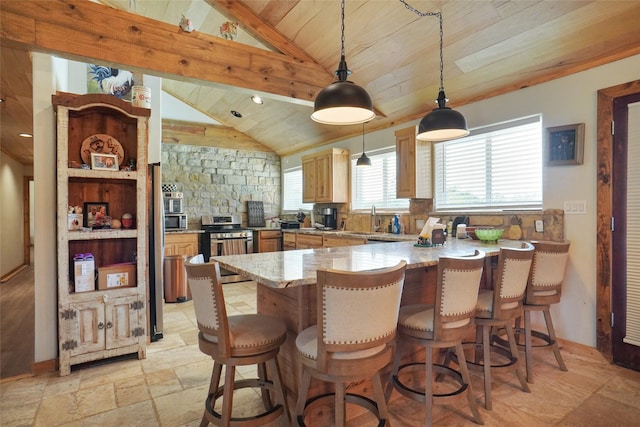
2, 280, 640, 426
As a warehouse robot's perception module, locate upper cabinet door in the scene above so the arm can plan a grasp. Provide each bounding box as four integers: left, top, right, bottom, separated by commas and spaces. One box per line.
302, 148, 349, 203
396, 126, 433, 199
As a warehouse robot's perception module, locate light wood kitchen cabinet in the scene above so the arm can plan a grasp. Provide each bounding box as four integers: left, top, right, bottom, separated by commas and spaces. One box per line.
254, 230, 282, 252
53, 92, 149, 376
295, 233, 324, 249
322, 234, 367, 248
164, 233, 199, 257
283, 232, 297, 251
395, 125, 433, 199
302, 148, 350, 203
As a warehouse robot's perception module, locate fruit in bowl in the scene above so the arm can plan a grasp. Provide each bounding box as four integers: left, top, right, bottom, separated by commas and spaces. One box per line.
474, 228, 504, 243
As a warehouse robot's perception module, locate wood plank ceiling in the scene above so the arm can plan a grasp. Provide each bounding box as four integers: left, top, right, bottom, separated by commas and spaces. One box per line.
2, 0, 640, 165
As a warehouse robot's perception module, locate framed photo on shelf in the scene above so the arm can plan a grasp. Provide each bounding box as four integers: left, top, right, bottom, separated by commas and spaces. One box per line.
545, 123, 585, 166
83, 202, 109, 228
90, 152, 119, 171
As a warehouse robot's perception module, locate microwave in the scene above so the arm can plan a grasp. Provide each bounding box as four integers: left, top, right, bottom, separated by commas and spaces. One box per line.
165, 213, 188, 230
163, 192, 184, 214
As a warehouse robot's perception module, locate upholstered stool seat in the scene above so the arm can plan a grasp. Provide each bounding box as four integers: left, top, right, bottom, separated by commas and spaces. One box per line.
295, 261, 406, 426
185, 257, 290, 427
387, 250, 485, 427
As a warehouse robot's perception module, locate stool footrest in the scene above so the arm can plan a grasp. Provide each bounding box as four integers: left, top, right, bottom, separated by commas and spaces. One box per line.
392, 362, 468, 404
206, 378, 283, 426
297, 392, 386, 427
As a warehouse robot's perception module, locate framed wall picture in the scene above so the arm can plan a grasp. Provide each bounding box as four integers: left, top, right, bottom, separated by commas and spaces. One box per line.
83, 202, 109, 228
90, 153, 119, 171
545, 123, 585, 166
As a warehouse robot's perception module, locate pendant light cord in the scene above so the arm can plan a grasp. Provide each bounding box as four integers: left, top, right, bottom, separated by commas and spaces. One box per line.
399, 0, 444, 93
340, 0, 346, 59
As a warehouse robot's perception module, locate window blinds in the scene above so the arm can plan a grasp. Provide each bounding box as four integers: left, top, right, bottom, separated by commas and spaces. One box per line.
624, 101, 640, 347
434, 115, 542, 210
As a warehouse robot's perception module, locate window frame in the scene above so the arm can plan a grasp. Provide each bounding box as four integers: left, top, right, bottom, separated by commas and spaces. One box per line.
433, 115, 543, 212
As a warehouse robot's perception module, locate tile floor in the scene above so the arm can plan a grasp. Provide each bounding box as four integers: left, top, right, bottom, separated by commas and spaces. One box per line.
2, 280, 640, 426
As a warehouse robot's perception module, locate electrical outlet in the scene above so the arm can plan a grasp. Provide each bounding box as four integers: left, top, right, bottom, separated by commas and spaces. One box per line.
535, 220, 544, 233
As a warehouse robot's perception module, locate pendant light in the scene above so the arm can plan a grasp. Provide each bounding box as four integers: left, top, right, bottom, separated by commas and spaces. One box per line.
311, 0, 375, 125
401, 2, 469, 141
356, 122, 372, 166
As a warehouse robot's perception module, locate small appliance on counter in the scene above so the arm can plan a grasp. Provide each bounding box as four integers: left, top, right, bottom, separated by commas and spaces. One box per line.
320, 207, 337, 230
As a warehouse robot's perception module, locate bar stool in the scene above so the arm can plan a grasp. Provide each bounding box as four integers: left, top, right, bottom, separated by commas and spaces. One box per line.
184, 257, 290, 427
387, 250, 485, 426
517, 240, 571, 383
464, 243, 534, 410
295, 261, 407, 426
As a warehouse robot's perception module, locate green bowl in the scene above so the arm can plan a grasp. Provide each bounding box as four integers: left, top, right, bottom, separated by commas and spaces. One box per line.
475, 228, 504, 242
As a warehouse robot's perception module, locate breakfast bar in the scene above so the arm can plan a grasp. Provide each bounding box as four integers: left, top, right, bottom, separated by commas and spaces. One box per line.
212, 238, 525, 400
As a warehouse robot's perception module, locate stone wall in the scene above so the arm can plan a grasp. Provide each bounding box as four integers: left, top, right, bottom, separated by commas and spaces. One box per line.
161, 144, 281, 228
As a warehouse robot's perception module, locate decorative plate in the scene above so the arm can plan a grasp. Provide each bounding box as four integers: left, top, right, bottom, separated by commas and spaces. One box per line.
80, 134, 124, 165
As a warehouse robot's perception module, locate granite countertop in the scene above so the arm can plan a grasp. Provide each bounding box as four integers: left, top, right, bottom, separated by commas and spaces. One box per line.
213, 238, 525, 289
281, 228, 418, 242
164, 229, 204, 234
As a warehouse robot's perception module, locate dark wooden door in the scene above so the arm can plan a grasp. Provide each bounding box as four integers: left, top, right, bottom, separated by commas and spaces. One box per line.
611, 92, 640, 370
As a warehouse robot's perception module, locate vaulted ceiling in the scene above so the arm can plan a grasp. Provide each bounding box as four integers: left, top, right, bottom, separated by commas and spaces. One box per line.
2, 0, 640, 165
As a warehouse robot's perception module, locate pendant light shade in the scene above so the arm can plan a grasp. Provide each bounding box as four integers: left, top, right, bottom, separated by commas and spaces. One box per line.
356, 123, 372, 166
401, 2, 468, 141
417, 90, 469, 141
311, 0, 375, 125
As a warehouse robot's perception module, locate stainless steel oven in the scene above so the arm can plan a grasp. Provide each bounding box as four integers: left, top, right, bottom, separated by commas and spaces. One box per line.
200, 215, 253, 283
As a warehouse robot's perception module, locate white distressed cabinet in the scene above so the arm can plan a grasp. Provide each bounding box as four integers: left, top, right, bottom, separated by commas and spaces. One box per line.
53, 92, 150, 375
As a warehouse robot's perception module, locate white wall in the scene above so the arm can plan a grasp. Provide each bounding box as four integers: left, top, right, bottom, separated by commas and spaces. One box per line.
0, 154, 26, 276
283, 54, 640, 348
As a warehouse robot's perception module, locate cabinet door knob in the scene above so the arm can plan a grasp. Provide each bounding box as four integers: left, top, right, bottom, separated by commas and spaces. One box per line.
106, 321, 113, 329
98, 322, 105, 330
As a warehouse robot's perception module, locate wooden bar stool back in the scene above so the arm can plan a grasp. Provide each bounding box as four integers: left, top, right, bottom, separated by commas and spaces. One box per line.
467, 242, 534, 409
387, 250, 485, 427
185, 257, 290, 427
295, 261, 407, 426
518, 240, 571, 383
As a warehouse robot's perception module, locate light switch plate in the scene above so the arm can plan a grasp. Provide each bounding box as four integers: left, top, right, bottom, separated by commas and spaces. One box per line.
564, 200, 587, 215
535, 220, 544, 233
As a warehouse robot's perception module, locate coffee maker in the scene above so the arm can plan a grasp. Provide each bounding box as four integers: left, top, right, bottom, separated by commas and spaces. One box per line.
320, 207, 337, 230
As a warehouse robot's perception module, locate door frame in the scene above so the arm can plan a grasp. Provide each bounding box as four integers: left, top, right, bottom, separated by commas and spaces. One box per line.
596, 79, 640, 360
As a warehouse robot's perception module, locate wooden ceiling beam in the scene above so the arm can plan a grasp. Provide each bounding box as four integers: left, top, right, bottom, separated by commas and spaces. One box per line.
0, 0, 332, 105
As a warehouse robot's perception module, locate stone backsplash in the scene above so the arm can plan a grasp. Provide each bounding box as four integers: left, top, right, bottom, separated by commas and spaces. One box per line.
161, 144, 281, 228
303, 199, 564, 242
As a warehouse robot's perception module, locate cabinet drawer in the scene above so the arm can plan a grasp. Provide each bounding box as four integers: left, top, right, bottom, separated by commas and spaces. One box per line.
259, 230, 282, 239
296, 234, 323, 249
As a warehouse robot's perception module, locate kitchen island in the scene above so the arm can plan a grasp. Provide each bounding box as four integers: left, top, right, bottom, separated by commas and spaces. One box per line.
212, 238, 525, 402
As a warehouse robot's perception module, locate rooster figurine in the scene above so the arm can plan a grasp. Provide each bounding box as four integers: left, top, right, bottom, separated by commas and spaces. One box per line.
88, 65, 134, 99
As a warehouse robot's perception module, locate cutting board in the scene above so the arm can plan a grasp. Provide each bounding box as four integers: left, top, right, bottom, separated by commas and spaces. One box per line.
247, 201, 265, 227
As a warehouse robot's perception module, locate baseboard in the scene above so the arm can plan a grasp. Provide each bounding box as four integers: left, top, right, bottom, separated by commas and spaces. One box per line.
0, 264, 28, 283
32, 359, 57, 376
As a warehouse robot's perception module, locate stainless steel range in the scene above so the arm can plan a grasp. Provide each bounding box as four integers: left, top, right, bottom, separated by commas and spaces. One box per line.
200, 215, 253, 283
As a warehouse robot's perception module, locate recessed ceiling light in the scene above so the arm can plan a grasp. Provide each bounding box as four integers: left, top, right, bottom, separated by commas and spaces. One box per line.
231, 110, 242, 118
19, 133, 33, 138
251, 96, 263, 105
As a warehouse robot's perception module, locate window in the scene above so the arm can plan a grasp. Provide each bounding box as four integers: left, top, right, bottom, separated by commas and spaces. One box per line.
434, 115, 542, 211
351, 148, 409, 210
282, 167, 313, 211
